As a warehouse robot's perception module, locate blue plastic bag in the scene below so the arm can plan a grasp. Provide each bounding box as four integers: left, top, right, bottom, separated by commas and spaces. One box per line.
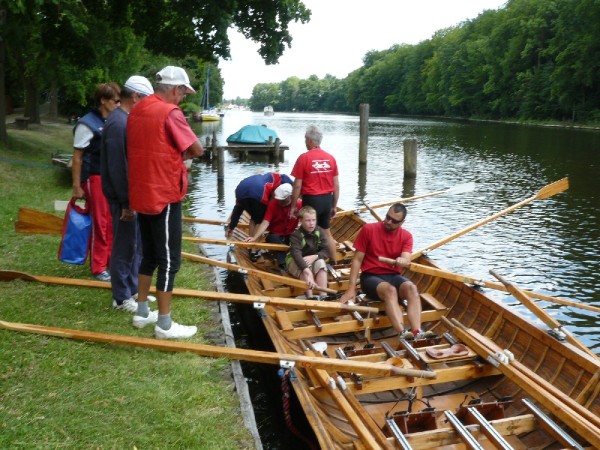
58, 198, 91, 265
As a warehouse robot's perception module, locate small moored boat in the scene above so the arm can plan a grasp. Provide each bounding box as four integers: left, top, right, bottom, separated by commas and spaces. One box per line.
225, 124, 288, 159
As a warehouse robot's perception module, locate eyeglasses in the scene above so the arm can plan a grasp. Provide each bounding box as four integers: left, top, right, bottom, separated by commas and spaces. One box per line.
384, 214, 404, 225
111, 98, 121, 104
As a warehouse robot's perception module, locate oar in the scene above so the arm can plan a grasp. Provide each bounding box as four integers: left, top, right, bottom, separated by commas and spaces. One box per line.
182, 252, 338, 294
361, 202, 383, 222
183, 236, 288, 251
377, 256, 600, 314
442, 317, 600, 447
0, 320, 435, 379
335, 182, 476, 217
490, 270, 596, 358
13, 208, 247, 235
411, 178, 568, 259
15, 208, 63, 234
447, 318, 600, 429
182, 217, 249, 229
0, 270, 375, 313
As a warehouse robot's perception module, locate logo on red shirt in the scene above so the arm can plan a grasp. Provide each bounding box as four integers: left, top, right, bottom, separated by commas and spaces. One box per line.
311, 160, 331, 171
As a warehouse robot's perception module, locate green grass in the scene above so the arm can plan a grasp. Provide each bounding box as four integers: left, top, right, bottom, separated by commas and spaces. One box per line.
0, 119, 254, 449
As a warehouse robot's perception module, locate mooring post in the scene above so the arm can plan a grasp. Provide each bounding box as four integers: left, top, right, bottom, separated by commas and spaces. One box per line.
274, 138, 281, 161
403, 138, 418, 179
359, 103, 369, 165
215, 131, 224, 181
204, 136, 211, 158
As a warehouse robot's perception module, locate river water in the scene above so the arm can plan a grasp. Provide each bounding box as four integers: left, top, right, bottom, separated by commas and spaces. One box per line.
186, 111, 600, 446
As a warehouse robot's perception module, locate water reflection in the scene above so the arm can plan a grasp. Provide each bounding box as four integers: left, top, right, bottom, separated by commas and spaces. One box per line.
188, 112, 600, 352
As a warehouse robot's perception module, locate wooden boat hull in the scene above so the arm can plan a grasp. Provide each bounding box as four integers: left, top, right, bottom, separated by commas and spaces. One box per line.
228, 214, 600, 449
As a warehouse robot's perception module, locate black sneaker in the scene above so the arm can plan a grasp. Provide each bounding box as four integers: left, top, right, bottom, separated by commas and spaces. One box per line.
249, 250, 261, 262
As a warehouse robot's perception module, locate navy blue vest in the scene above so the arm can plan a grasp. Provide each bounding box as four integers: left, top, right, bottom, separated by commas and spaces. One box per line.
75, 110, 105, 182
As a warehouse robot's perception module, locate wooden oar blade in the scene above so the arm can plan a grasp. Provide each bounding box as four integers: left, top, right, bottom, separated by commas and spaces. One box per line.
15, 222, 61, 234
536, 177, 568, 199
0, 270, 38, 282
15, 208, 63, 234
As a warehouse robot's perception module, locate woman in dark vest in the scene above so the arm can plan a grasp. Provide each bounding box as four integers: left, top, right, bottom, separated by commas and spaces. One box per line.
71, 82, 120, 281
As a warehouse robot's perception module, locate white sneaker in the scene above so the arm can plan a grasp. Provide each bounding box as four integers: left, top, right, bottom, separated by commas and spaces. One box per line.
112, 298, 137, 313
132, 310, 158, 329
154, 322, 197, 339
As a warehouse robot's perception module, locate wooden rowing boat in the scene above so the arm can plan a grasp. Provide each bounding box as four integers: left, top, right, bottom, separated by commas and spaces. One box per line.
220, 191, 600, 449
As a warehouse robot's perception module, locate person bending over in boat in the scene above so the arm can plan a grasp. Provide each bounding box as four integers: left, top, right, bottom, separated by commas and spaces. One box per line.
286, 206, 330, 299
244, 183, 302, 272
226, 171, 293, 261
339, 203, 435, 341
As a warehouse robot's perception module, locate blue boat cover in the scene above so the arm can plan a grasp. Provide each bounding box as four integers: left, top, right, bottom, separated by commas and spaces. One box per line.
226, 125, 280, 144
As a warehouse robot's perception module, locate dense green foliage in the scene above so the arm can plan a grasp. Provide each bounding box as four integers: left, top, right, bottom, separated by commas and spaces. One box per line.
250, 0, 600, 123
0, 0, 310, 128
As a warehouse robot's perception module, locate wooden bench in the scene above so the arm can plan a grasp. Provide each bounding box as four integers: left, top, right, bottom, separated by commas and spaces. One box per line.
15, 117, 30, 130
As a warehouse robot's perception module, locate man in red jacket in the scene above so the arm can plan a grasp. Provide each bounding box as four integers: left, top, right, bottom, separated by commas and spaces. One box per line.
127, 66, 203, 339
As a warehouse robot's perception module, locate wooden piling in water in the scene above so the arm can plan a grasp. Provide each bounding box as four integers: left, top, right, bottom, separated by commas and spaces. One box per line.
403, 138, 417, 178
359, 104, 369, 165
274, 138, 281, 161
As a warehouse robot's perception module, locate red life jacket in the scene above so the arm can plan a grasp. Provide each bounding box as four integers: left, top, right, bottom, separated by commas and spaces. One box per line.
127, 95, 187, 214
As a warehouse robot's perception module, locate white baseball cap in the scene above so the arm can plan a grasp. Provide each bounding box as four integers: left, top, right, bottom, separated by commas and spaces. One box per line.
124, 75, 154, 96
274, 183, 293, 200
156, 66, 196, 94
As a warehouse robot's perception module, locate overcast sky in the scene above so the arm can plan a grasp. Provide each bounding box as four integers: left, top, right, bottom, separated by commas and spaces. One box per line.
219, 0, 507, 99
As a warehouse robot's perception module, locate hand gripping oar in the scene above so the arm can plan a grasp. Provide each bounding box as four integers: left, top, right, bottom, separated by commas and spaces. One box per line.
376, 256, 600, 314
335, 181, 475, 218
411, 178, 568, 259
0, 320, 435, 379
0, 270, 375, 314
489, 270, 597, 358
183, 236, 288, 252
181, 252, 338, 295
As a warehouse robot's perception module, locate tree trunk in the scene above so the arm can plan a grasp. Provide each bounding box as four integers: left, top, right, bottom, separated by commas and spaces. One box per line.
0, 3, 7, 144
48, 79, 58, 118
24, 76, 40, 124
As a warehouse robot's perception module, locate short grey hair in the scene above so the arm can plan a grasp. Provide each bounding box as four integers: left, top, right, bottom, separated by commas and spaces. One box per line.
305, 125, 323, 146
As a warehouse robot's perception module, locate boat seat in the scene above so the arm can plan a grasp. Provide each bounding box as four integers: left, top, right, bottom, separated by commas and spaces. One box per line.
420, 293, 447, 312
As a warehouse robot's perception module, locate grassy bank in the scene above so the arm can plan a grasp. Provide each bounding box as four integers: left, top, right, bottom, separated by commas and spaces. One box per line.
0, 118, 254, 449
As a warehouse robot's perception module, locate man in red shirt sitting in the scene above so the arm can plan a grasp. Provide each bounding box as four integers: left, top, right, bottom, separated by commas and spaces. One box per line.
339, 203, 435, 341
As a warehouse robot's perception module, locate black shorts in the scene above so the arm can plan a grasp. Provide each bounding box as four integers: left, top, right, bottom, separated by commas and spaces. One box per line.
302, 193, 333, 229
239, 198, 267, 223
360, 272, 409, 301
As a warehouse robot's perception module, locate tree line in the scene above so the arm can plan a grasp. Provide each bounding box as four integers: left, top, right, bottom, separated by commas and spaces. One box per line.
0, 0, 310, 142
249, 0, 600, 124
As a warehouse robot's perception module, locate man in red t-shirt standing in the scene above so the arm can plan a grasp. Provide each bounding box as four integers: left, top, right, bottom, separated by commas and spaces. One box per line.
339, 203, 434, 341
289, 125, 339, 263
